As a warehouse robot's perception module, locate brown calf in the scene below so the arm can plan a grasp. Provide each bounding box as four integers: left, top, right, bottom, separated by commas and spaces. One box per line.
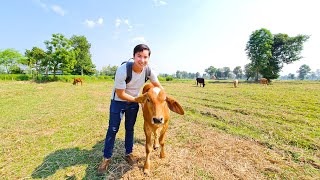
260, 78, 268, 86
135, 83, 184, 175
73, 78, 83, 85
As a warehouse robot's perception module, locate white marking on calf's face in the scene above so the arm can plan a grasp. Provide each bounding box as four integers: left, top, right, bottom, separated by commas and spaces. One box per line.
149, 87, 165, 125
153, 87, 161, 95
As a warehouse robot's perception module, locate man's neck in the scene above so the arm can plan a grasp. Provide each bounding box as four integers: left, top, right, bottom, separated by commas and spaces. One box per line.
132, 63, 143, 73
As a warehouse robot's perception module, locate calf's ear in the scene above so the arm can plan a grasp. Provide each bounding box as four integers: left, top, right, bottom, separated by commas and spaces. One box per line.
142, 83, 154, 94
134, 93, 147, 103
166, 96, 184, 115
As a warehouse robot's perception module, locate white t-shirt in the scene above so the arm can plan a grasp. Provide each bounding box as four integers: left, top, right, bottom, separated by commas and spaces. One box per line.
111, 62, 159, 101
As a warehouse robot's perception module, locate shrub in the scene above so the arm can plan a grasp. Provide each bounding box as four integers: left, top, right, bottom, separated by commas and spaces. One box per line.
166, 76, 173, 81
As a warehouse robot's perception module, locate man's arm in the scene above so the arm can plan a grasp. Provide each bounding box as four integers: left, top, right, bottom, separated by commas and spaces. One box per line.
151, 81, 164, 90
115, 89, 136, 102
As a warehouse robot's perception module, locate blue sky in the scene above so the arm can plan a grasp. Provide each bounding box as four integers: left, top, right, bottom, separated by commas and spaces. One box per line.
1, 0, 319, 75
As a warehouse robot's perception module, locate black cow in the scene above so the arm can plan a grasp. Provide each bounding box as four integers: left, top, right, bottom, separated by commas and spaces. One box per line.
196, 78, 205, 87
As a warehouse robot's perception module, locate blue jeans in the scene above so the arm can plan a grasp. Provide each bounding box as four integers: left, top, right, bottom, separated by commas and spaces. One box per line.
103, 100, 139, 159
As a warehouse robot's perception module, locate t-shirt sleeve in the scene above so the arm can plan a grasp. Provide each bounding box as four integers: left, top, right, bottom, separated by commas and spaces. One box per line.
114, 65, 127, 90
149, 67, 159, 83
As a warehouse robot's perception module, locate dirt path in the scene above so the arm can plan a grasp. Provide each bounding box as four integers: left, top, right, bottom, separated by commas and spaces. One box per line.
107, 117, 299, 179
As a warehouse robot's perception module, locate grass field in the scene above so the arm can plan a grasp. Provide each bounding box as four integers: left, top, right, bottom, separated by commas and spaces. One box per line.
0, 80, 319, 179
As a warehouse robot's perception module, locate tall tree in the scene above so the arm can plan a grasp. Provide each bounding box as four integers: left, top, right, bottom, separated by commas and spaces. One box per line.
245, 28, 273, 81
101, 65, 118, 76
244, 63, 255, 80
180, 71, 188, 79
195, 72, 200, 78
44, 33, 76, 77
222, 67, 231, 79
205, 66, 217, 78
246, 28, 309, 81
261, 33, 309, 80
315, 69, 320, 80
288, 73, 295, 80
233, 66, 243, 79
25, 47, 47, 77
70, 35, 95, 75
297, 64, 311, 80
216, 68, 223, 79
308, 72, 317, 80
0, 48, 23, 74
175, 70, 182, 79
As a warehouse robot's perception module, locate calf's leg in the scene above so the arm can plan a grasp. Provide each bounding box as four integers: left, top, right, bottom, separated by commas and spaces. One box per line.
159, 131, 166, 158
153, 128, 161, 150
144, 130, 152, 175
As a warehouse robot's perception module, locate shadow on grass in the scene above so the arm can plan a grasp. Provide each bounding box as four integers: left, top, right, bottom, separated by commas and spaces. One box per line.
31, 138, 145, 179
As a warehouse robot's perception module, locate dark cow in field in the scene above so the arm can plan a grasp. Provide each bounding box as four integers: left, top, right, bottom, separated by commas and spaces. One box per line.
73, 78, 83, 85
196, 78, 205, 87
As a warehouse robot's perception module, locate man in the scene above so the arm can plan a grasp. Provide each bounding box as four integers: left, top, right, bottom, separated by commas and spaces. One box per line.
98, 44, 163, 174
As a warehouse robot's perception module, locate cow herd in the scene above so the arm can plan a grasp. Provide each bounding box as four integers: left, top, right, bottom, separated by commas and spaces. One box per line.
196, 78, 268, 88
72, 77, 268, 87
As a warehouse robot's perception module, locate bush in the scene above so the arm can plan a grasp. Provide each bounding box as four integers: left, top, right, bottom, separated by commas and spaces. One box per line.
158, 76, 165, 81
166, 76, 173, 81
17, 75, 30, 81
0, 74, 32, 81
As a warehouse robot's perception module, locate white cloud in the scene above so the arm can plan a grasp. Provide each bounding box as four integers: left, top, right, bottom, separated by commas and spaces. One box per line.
123, 19, 129, 25
97, 18, 103, 25
115, 18, 133, 31
84, 17, 104, 28
115, 18, 121, 28
51, 5, 66, 16
153, 0, 167, 7
33, 0, 47, 9
33, 1, 67, 16
131, 37, 147, 44
84, 20, 95, 28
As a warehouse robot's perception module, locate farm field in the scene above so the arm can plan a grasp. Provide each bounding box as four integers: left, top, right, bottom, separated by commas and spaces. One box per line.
0, 80, 319, 179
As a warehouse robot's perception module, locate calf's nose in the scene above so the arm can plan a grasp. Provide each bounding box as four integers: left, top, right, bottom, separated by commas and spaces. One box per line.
153, 117, 163, 124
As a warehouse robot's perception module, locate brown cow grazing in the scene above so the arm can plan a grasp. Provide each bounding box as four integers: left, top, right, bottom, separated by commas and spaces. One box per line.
135, 83, 184, 175
73, 78, 83, 85
196, 77, 205, 87
260, 78, 268, 86
233, 79, 239, 88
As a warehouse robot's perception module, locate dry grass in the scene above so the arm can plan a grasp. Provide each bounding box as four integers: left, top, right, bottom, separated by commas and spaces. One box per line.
120, 117, 297, 180
0, 80, 319, 179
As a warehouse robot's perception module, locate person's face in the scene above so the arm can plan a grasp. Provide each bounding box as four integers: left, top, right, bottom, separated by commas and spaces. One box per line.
133, 50, 150, 70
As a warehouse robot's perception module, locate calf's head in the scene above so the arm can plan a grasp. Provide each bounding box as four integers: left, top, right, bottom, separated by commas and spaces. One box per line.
135, 84, 184, 124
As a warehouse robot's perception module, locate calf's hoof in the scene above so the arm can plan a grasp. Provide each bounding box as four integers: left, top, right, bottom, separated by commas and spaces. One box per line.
153, 144, 159, 150
144, 169, 150, 176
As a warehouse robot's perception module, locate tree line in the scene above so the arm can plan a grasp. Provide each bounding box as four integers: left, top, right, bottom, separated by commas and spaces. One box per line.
0, 33, 95, 78
171, 63, 319, 80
